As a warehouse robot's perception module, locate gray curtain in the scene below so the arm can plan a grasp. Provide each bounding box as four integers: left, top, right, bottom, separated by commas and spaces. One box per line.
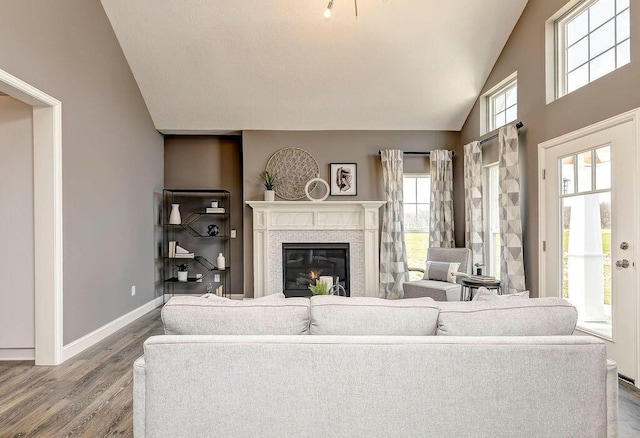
498, 124, 526, 293
464, 141, 484, 268
379, 149, 409, 299
429, 150, 455, 248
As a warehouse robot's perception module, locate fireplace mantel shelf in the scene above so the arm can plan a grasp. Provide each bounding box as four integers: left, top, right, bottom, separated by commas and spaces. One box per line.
246, 200, 385, 297
246, 201, 386, 206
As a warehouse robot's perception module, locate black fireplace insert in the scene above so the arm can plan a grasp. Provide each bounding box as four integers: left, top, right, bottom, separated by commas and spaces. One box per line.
282, 243, 350, 297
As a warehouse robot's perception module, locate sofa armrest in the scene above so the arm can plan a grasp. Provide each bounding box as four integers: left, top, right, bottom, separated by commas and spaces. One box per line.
133, 356, 146, 438
606, 359, 618, 438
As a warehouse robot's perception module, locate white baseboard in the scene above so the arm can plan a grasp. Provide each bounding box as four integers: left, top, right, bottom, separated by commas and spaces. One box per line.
62, 296, 164, 362
0, 348, 35, 360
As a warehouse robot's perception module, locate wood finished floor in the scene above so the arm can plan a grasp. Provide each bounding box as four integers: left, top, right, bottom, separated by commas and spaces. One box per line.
1, 307, 639, 437
0, 308, 162, 437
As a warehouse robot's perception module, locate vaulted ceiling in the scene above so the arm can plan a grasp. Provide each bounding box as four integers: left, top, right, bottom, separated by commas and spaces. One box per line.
101, 0, 528, 133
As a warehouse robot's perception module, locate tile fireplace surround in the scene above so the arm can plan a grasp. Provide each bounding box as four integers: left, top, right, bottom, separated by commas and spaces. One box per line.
246, 201, 385, 298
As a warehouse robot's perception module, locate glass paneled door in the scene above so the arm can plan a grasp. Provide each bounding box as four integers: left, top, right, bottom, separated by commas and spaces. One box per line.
542, 118, 638, 384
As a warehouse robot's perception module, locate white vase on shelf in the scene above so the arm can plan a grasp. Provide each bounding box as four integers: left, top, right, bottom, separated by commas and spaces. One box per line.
177, 270, 188, 282
169, 204, 181, 224
217, 252, 226, 270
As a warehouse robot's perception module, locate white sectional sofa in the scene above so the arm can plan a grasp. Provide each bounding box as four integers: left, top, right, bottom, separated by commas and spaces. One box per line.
134, 294, 618, 437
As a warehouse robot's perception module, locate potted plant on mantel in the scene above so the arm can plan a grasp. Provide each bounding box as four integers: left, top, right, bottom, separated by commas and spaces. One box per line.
259, 171, 279, 201
177, 264, 189, 282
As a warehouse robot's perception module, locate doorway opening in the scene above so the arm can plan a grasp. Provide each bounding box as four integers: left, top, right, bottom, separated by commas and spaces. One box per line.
0, 68, 63, 365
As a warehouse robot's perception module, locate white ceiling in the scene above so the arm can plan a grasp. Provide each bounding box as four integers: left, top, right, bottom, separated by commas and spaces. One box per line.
101, 0, 528, 133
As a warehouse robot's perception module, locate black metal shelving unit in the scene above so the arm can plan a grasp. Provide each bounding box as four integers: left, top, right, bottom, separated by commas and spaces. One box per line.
163, 189, 231, 302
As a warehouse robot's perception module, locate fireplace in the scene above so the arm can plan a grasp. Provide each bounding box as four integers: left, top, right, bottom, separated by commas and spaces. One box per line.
282, 243, 350, 297
246, 200, 384, 297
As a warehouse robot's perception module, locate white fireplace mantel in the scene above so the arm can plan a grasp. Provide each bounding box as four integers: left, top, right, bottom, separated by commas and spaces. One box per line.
246, 201, 385, 297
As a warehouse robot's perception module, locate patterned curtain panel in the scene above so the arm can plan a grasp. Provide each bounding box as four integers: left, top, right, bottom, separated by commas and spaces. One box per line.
498, 125, 526, 293
429, 150, 455, 248
379, 149, 409, 299
464, 141, 484, 267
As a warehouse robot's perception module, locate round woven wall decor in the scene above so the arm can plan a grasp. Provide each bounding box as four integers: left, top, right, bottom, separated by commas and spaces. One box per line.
266, 148, 319, 200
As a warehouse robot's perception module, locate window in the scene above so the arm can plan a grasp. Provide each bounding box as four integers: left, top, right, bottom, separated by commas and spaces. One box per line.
488, 79, 518, 133
483, 164, 501, 279
556, 0, 630, 96
480, 72, 517, 135
403, 175, 430, 278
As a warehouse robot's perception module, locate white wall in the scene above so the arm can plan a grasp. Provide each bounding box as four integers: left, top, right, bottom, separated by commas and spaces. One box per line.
0, 96, 34, 353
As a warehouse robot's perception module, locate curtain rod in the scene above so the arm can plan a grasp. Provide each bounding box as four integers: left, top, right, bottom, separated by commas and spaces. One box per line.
479, 121, 524, 145
377, 150, 455, 157
376, 121, 523, 156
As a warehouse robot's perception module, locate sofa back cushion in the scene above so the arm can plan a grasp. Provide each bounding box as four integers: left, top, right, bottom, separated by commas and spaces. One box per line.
436, 297, 578, 336
162, 293, 310, 335
310, 295, 440, 335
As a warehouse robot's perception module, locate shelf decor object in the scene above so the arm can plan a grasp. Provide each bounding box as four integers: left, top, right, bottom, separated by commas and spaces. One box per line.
259, 171, 278, 201
305, 176, 330, 202
330, 163, 357, 196
266, 148, 319, 200
177, 264, 189, 282
169, 204, 182, 224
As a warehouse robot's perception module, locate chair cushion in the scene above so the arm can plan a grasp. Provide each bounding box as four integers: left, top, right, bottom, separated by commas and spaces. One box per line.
436, 297, 578, 336
422, 261, 460, 283
161, 293, 310, 335
310, 295, 440, 335
426, 247, 472, 275
403, 280, 462, 301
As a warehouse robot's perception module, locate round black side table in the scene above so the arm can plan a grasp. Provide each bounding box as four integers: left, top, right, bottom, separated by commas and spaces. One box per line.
460, 278, 502, 301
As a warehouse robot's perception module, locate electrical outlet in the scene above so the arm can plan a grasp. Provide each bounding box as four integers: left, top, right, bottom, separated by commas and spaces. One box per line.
231, 229, 237, 238
214, 274, 220, 282
131, 285, 136, 296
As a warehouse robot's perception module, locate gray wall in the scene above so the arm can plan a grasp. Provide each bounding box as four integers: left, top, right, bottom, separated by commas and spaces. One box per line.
164, 136, 244, 294
458, 0, 640, 297
242, 130, 460, 296
0, 96, 34, 351
0, 0, 164, 344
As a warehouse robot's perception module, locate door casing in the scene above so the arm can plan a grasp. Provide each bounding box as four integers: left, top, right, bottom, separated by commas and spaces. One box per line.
538, 108, 640, 387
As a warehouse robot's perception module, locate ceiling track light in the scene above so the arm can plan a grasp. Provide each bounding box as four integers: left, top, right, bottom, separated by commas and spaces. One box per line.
324, 0, 358, 20
324, 0, 334, 19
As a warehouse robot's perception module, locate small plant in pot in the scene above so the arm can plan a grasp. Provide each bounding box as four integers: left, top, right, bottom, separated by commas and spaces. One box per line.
308, 279, 330, 295
259, 171, 279, 201
177, 264, 189, 282
474, 263, 484, 276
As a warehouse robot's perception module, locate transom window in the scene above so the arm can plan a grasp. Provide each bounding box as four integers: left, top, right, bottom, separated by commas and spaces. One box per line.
557, 0, 630, 96
486, 77, 517, 133
403, 175, 430, 278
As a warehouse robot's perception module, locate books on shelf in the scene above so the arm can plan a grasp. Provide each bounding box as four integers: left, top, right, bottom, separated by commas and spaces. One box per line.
206, 207, 225, 213
169, 243, 194, 258
455, 272, 497, 283
175, 245, 190, 254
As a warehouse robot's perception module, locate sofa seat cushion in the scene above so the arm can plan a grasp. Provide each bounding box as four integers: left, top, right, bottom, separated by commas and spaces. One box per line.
310, 295, 440, 335
402, 280, 462, 301
162, 293, 310, 335
436, 297, 578, 336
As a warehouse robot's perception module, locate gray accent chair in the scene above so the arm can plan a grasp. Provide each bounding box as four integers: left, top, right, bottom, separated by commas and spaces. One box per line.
403, 247, 472, 301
